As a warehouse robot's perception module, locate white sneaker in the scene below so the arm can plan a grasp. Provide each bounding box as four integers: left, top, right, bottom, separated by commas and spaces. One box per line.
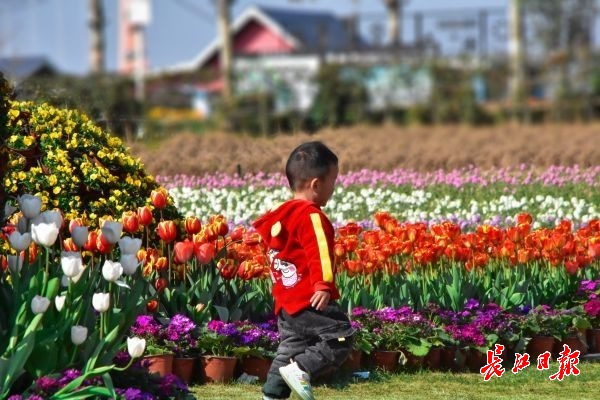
279, 361, 314, 400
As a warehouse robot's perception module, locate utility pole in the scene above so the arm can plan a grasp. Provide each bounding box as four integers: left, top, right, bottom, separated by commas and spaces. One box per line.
383, 0, 403, 48
217, 0, 234, 103
508, 0, 525, 119
89, 0, 105, 73
128, 0, 151, 138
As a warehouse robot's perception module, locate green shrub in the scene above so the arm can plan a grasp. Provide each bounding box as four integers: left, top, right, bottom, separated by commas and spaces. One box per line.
2, 99, 179, 228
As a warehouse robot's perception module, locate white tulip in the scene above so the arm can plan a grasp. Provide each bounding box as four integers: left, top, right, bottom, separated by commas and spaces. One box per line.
39, 210, 63, 231
101, 221, 123, 244
71, 226, 89, 248
118, 236, 142, 255
120, 254, 139, 276
31, 222, 59, 247
8, 231, 31, 252
92, 292, 110, 312
127, 337, 146, 358
61, 252, 83, 278
71, 325, 88, 345
18, 194, 42, 219
55, 295, 66, 311
102, 260, 123, 282
31, 295, 50, 314
7, 255, 23, 274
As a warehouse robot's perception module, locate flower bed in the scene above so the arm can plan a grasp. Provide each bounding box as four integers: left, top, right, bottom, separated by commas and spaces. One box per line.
161, 166, 599, 230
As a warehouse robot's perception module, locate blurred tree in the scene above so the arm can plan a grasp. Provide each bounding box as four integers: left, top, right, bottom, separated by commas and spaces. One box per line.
216, 0, 235, 103
88, 0, 106, 73
524, 0, 595, 118
508, 0, 525, 120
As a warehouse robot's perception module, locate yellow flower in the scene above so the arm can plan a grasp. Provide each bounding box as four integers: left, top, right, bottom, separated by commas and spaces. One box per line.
53, 187, 61, 194
22, 136, 34, 146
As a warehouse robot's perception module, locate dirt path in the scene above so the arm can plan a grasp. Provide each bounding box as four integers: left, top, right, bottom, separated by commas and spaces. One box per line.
127, 123, 600, 176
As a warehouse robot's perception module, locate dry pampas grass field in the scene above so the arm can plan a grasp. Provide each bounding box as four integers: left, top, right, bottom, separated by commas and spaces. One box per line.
128, 123, 600, 177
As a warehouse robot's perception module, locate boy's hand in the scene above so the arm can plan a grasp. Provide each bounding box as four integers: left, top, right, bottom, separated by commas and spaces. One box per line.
310, 290, 330, 311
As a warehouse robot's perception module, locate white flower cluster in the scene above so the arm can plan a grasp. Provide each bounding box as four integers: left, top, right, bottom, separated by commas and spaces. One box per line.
169, 186, 599, 229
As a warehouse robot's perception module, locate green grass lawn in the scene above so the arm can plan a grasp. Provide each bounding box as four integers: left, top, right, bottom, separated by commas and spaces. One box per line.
189, 360, 600, 400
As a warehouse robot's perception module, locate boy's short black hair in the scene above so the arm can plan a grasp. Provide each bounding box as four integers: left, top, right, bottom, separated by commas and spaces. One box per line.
285, 141, 338, 191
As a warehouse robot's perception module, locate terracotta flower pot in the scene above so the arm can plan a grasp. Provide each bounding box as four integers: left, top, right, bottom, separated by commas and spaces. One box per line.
241, 356, 272, 381
199, 355, 238, 383
587, 329, 600, 353
342, 349, 364, 372
399, 348, 424, 370
553, 336, 588, 357
526, 336, 555, 360
439, 346, 466, 372
370, 350, 399, 372
172, 357, 196, 383
423, 347, 442, 371
465, 349, 487, 373
143, 353, 174, 377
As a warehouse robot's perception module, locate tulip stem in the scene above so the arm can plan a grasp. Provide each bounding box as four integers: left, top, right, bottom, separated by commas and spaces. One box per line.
100, 312, 104, 340
168, 243, 172, 286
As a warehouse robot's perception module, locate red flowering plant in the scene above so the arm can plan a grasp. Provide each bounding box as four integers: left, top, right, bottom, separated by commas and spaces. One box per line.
583, 299, 600, 329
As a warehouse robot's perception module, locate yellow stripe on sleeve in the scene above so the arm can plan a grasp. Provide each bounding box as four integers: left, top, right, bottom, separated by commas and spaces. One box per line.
310, 213, 333, 282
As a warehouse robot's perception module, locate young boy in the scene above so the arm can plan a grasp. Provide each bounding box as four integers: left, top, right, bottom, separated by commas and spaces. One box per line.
253, 141, 354, 400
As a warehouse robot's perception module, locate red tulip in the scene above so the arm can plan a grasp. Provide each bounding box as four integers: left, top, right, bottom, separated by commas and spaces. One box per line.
194, 242, 216, 264
122, 211, 139, 234
174, 240, 194, 263
155, 277, 168, 293
96, 232, 113, 255
185, 216, 202, 235
157, 221, 177, 243
137, 206, 153, 226
147, 299, 159, 312
84, 230, 98, 252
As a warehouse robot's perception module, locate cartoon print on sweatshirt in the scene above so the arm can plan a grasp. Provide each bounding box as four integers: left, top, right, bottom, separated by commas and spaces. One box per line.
268, 249, 300, 288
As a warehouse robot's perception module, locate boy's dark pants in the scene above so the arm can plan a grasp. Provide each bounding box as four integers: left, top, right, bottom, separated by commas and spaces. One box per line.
262, 302, 354, 399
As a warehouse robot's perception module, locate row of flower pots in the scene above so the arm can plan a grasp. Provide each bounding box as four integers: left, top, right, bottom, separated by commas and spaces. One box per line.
143, 354, 272, 384
142, 329, 600, 385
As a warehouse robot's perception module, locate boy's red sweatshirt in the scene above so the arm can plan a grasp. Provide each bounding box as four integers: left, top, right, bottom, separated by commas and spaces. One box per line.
252, 199, 340, 315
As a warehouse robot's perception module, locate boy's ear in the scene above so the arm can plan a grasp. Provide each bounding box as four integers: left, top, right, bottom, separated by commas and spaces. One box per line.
309, 177, 320, 191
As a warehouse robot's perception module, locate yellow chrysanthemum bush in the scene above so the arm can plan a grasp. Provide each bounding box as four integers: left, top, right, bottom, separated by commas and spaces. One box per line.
1, 98, 180, 228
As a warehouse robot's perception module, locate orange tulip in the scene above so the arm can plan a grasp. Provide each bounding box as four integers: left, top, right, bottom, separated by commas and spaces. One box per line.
229, 225, 245, 242
217, 258, 237, 280
185, 216, 202, 235
155, 257, 168, 271
157, 221, 177, 243
69, 218, 85, 235
150, 189, 168, 209
63, 238, 79, 252
137, 206, 153, 226
122, 211, 140, 234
